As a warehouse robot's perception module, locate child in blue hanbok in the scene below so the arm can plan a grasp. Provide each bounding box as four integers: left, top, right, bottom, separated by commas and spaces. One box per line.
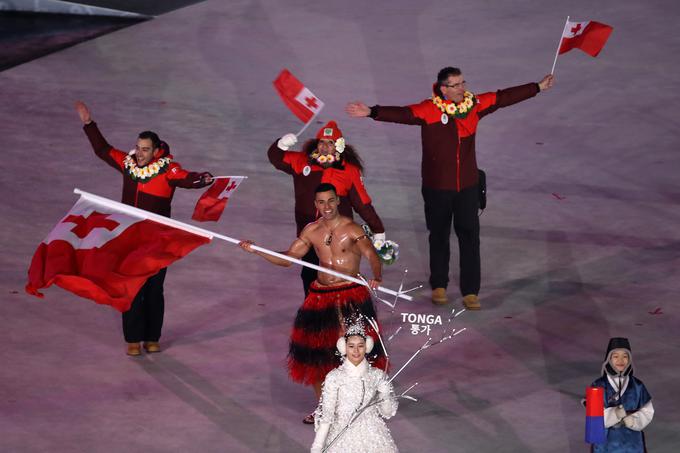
591, 337, 654, 452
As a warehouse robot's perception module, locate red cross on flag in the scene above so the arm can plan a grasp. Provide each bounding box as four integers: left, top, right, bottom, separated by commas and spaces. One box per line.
192, 176, 245, 222
26, 191, 211, 312
273, 69, 325, 123
559, 20, 613, 57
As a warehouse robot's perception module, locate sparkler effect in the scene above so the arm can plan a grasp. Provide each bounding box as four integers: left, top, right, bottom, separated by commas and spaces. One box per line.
387, 326, 402, 343
365, 316, 390, 371
358, 269, 422, 310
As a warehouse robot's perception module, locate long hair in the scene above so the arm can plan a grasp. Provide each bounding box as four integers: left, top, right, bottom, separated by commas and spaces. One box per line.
302, 139, 364, 172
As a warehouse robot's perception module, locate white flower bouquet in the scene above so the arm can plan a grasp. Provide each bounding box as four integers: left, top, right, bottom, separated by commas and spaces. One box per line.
362, 224, 399, 265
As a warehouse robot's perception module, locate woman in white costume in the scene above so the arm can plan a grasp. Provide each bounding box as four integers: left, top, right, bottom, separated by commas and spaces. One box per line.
311, 322, 399, 453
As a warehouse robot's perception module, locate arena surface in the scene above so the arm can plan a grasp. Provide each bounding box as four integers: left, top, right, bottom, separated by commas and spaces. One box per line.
1, 1, 679, 451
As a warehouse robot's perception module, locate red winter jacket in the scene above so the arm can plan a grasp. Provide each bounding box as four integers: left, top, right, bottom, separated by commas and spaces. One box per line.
371, 83, 540, 191
83, 122, 210, 217
268, 141, 385, 235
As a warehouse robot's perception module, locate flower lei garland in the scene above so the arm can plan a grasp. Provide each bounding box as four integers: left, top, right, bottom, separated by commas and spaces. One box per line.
432, 91, 477, 119
310, 138, 346, 166
123, 152, 172, 182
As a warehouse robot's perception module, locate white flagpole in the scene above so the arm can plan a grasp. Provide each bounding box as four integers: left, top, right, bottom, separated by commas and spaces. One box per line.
295, 106, 323, 138
551, 16, 570, 75
295, 119, 314, 137
73, 189, 412, 301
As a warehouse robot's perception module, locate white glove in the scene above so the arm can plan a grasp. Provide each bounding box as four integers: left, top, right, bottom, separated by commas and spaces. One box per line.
310, 423, 330, 453
614, 405, 627, 420
622, 415, 635, 429
277, 133, 297, 151
377, 379, 391, 394
373, 232, 386, 242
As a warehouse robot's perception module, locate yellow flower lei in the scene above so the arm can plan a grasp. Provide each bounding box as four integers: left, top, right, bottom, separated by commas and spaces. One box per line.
123, 155, 172, 182
432, 91, 477, 119
310, 151, 341, 166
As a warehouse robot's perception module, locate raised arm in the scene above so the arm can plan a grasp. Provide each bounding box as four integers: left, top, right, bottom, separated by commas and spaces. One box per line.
75, 101, 125, 170
267, 134, 298, 175
477, 74, 555, 118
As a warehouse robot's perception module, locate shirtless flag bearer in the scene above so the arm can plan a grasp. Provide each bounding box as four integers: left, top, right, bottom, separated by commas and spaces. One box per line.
240, 183, 387, 423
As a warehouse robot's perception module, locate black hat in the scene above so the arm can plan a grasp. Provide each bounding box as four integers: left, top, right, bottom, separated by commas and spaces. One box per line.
602, 337, 633, 376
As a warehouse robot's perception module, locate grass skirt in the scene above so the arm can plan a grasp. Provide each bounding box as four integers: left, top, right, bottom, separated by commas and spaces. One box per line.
288, 280, 387, 385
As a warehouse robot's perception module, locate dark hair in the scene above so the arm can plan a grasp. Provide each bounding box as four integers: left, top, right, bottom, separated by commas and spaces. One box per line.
157, 140, 170, 157
138, 131, 161, 149
437, 67, 462, 85
315, 183, 337, 195
302, 139, 365, 172
434, 67, 462, 97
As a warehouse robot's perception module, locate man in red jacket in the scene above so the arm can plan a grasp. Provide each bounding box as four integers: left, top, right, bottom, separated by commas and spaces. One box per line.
268, 120, 386, 296
347, 67, 554, 309
75, 101, 213, 356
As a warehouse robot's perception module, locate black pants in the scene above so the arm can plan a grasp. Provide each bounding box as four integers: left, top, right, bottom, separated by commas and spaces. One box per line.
300, 249, 319, 296
422, 186, 480, 296
122, 268, 167, 343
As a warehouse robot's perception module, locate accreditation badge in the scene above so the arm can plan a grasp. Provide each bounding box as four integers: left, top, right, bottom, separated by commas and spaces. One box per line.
302, 165, 311, 176
441, 113, 449, 124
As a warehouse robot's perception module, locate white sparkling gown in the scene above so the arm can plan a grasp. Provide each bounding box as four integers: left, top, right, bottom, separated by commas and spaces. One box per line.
313, 359, 399, 453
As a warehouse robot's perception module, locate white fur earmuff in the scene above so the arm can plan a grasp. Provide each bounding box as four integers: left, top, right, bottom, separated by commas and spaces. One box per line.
365, 336, 374, 354
336, 335, 374, 355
